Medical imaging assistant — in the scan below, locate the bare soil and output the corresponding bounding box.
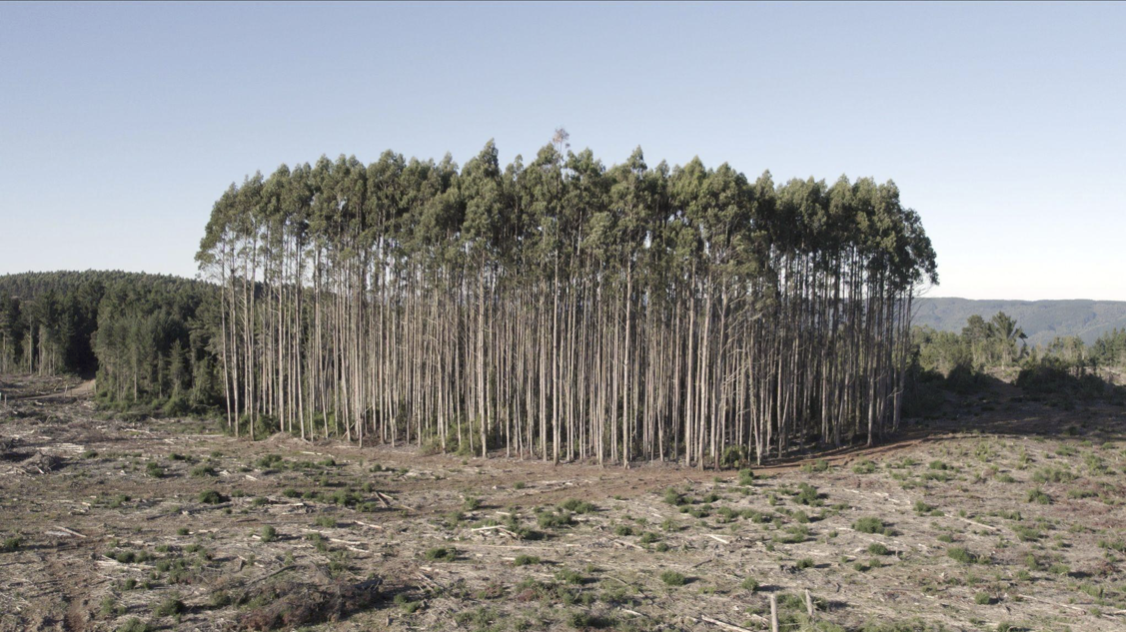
[1,374,1125,632]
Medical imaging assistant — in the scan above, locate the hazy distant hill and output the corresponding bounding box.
[914,298,1126,346]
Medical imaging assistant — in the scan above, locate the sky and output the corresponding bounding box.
[1,2,1124,301]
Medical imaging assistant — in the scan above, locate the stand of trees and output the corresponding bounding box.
[0,271,219,411]
[196,141,937,465]
[0,271,105,376]
[911,311,1028,376]
[911,312,1126,401]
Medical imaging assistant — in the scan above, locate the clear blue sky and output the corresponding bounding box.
[2,2,1123,300]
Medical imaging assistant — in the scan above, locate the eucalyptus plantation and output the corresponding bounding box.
[195,142,937,465]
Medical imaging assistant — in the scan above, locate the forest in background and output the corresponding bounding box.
[915,297,1126,346]
[2,141,1122,467]
[0,270,220,414]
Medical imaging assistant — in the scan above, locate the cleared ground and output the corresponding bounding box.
[1,375,1125,632]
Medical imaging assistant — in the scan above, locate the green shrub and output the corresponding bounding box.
[740,577,759,591]
[974,592,994,605]
[868,543,890,556]
[536,509,574,529]
[795,483,822,506]
[198,490,226,504]
[853,517,889,535]
[260,525,277,542]
[559,498,596,514]
[802,459,830,473]
[1047,562,1070,576]
[775,524,809,544]
[115,619,152,632]
[913,500,936,514]
[154,596,185,617]
[556,568,586,584]
[1026,488,1051,505]
[190,464,217,477]
[513,554,541,566]
[100,595,125,617]
[1,536,21,552]
[568,612,613,629]
[795,557,815,570]
[660,570,687,586]
[255,454,283,469]
[663,487,685,506]
[852,460,877,474]
[947,547,977,564]
[424,546,456,561]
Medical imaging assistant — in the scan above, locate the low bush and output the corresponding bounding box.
[660,570,687,586]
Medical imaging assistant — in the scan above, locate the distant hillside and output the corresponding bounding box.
[914,298,1126,346]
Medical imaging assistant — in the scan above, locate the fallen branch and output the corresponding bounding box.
[241,564,299,588]
[50,526,86,538]
[956,516,999,532]
[1016,593,1126,618]
[471,525,519,538]
[699,615,756,632]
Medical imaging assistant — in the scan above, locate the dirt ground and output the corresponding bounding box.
[1,375,1125,632]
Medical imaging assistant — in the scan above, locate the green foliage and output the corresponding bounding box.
[115,619,153,632]
[0,272,221,411]
[663,488,685,506]
[852,460,877,474]
[259,525,277,542]
[559,499,596,514]
[853,517,889,535]
[197,490,226,504]
[154,596,185,617]
[424,546,456,561]
[536,508,574,529]
[513,555,541,566]
[568,612,613,629]
[947,547,977,564]
[660,570,687,586]
[795,483,822,506]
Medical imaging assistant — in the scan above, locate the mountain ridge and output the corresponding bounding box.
[914,297,1126,346]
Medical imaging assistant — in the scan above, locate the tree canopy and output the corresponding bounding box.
[195,142,938,465]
